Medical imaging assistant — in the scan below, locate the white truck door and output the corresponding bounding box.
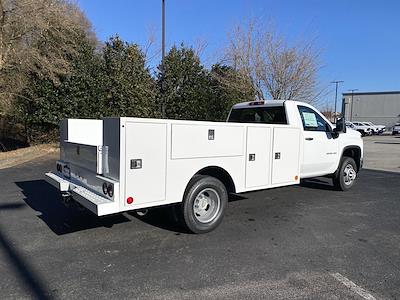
[271,127,301,185]
[245,127,272,188]
[297,105,339,176]
[125,122,167,206]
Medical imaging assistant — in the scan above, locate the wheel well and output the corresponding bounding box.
[195,166,236,194]
[342,146,362,171]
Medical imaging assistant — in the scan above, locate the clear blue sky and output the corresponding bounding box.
[77,0,400,106]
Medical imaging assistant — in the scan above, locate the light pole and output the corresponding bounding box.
[331,80,343,123]
[161,0,166,118]
[162,0,165,60]
[348,89,358,121]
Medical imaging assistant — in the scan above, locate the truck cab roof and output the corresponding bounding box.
[232,100,287,109]
[229,99,331,127]
[231,99,318,110]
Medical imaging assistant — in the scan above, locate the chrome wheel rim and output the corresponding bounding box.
[193,188,220,223]
[343,164,356,185]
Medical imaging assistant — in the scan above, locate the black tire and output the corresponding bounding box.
[180,175,228,234]
[333,157,357,191]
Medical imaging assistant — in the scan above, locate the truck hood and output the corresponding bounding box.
[345,128,362,137]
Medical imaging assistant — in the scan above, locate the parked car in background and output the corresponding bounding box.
[346,121,355,129]
[361,122,385,134]
[393,123,400,135]
[351,122,373,136]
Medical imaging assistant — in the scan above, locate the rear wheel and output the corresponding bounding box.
[181,175,227,234]
[333,157,357,191]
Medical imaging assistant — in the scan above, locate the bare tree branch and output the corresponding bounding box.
[223,18,323,104]
[0,0,95,112]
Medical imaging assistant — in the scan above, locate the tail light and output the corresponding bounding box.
[102,183,108,195]
[102,182,114,198]
[107,184,113,197]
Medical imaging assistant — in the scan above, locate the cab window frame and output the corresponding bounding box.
[297,105,331,132]
[227,105,288,125]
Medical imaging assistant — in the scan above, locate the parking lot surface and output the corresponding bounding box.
[1,157,400,299]
[363,134,400,173]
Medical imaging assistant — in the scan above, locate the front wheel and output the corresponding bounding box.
[181,175,228,234]
[333,157,357,191]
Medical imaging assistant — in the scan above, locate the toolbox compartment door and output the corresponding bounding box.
[245,127,272,188]
[124,122,167,206]
[171,124,244,159]
[271,127,301,185]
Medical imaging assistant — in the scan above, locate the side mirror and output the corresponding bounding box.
[334,117,346,134]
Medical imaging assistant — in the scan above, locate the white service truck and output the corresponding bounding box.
[46,100,363,233]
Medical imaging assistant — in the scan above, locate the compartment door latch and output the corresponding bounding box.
[130,159,142,169]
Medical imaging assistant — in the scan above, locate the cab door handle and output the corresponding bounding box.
[305,137,314,141]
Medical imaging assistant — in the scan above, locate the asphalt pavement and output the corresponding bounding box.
[363,134,400,173]
[0,156,400,299]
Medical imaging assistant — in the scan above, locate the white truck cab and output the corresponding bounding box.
[46,100,363,233]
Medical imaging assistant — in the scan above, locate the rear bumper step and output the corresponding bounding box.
[45,172,119,216]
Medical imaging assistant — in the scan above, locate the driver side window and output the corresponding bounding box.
[298,106,329,132]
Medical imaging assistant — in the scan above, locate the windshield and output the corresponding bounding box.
[228,106,287,124]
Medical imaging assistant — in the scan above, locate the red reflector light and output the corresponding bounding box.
[127,197,134,204]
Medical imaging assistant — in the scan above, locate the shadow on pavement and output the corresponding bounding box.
[0,226,54,300]
[15,180,130,235]
[0,203,26,210]
[374,141,400,145]
[129,193,247,234]
[129,205,191,234]
[300,178,336,191]
[228,193,247,202]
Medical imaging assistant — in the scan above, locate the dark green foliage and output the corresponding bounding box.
[208,64,255,121]
[157,45,255,121]
[14,32,104,142]
[14,35,158,143]
[157,45,211,120]
[11,38,255,144]
[102,36,158,118]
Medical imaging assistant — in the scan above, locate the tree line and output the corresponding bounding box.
[0,0,320,145]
